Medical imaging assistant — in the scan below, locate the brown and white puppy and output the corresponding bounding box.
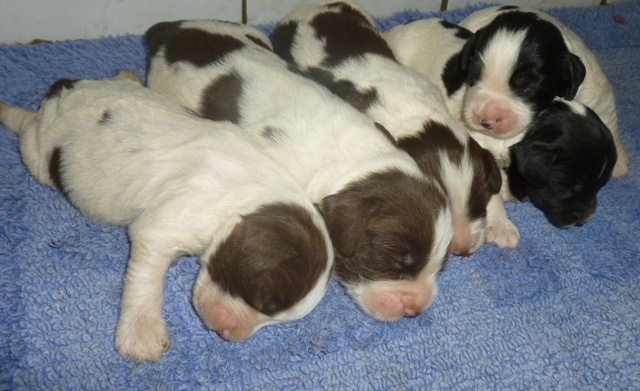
[145,20,453,321]
[384,18,618,228]
[386,6,629,178]
[0,71,333,362]
[271,0,518,252]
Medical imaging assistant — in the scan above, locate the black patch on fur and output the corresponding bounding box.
[145,21,245,67]
[44,78,78,99]
[310,2,395,66]
[442,51,467,97]
[49,147,65,193]
[98,109,112,125]
[498,5,519,11]
[439,20,473,40]
[199,72,243,124]
[460,11,586,110]
[245,34,271,50]
[271,21,299,64]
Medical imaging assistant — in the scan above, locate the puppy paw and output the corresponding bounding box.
[486,218,520,249]
[115,314,170,362]
[612,159,629,179]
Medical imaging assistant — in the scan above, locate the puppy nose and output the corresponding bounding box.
[404,307,419,318]
[481,119,496,130]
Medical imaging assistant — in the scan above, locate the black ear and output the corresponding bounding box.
[459,33,478,73]
[320,193,379,258]
[562,52,586,100]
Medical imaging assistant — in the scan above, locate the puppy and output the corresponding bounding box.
[145,20,453,322]
[507,98,616,227]
[385,18,617,227]
[0,71,333,362]
[271,0,518,252]
[457,6,628,178]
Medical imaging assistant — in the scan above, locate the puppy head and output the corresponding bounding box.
[320,169,453,321]
[507,98,616,228]
[460,11,585,139]
[398,121,501,256]
[193,202,332,341]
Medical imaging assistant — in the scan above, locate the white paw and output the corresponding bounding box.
[115,313,170,362]
[486,217,520,249]
[612,159,629,179]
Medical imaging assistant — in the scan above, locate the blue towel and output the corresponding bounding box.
[1,2,639,390]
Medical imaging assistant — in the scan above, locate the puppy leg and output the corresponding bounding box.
[113,69,142,84]
[612,140,630,179]
[485,194,520,249]
[0,101,35,135]
[499,170,519,202]
[115,231,173,362]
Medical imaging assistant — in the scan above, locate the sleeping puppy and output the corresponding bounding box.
[145,20,453,321]
[271,0,519,253]
[385,18,617,227]
[0,71,334,362]
[385,7,628,179]
[507,98,616,227]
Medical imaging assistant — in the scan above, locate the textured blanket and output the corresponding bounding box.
[1,2,639,390]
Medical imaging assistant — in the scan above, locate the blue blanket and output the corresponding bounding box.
[1,2,639,390]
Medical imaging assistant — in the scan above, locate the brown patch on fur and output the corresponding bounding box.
[145,22,245,67]
[98,109,112,125]
[199,72,243,124]
[321,169,446,283]
[397,121,465,185]
[207,203,328,316]
[44,78,78,100]
[48,147,64,193]
[373,123,396,145]
[311,2,395,67]
[298,67,379,113]
[468,139,502,219]
[245,34,271,50]
[262,126,286,142]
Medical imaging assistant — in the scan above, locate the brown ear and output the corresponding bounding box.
[320,192,379,258]
[470,139,502,195]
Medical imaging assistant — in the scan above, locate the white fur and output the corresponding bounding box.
[459,6,629,178]
[0,72,333,362]
[146,20,453,320]
[279,2,518,251]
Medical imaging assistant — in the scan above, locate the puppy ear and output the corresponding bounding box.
[459,33,478,73]
[482,147,502,195]
[320,192,379,258]
[509,139,556,190]
[561,52,586,100]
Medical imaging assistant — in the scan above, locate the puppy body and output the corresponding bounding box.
[0,72,333,361]
[271,0,518,252]
[458,6,628,178]
[146,20,453,321]
[385,18,617,227]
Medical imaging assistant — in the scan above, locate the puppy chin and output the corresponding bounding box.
[535,196,597,228]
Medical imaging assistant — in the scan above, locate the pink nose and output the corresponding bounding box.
[476,102,518,135]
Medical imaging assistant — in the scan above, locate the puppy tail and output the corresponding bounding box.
[0,101,35,135]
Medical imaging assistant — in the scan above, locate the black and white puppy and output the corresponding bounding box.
[385,18,617,227]
[386,6,628,179]
[271,0,519,253]
[0,71,334,362]
[145,20,453,322]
